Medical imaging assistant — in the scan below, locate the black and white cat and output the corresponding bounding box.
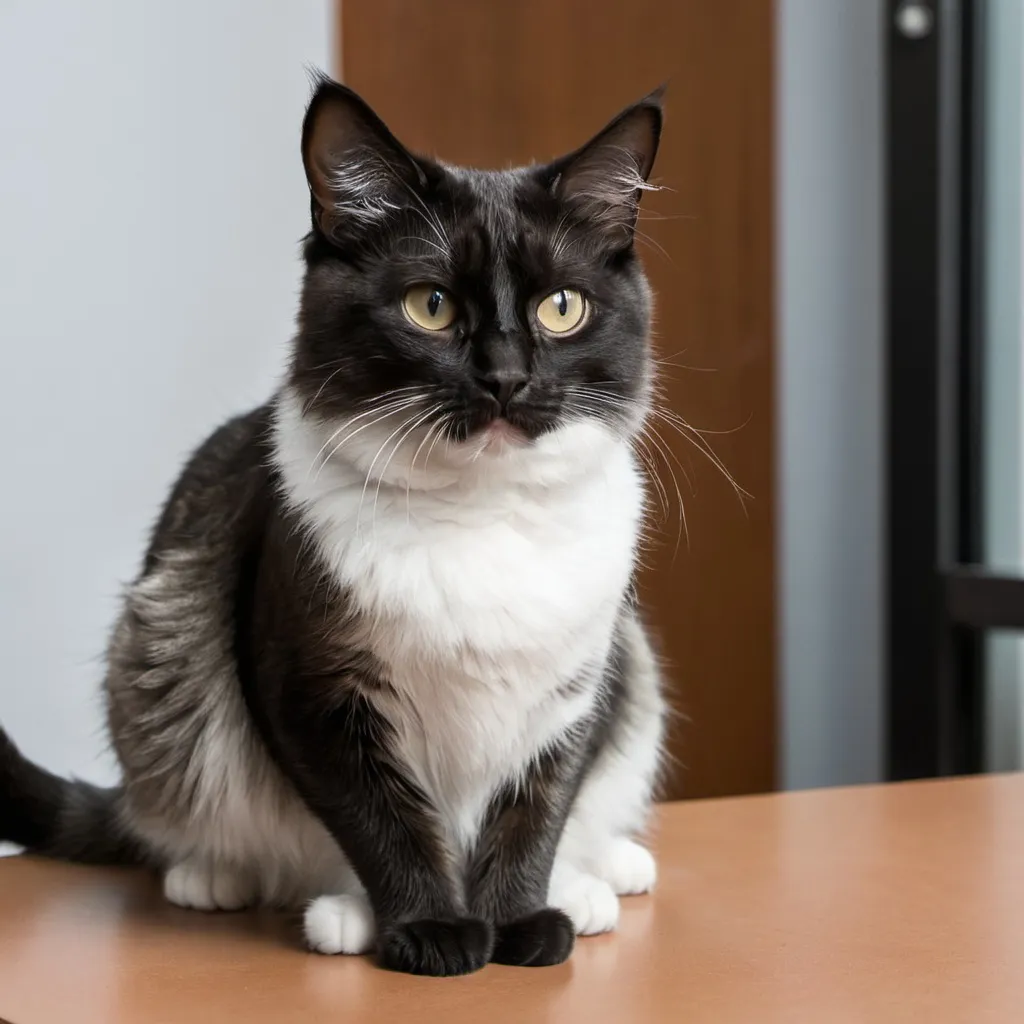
[0,74,666,976]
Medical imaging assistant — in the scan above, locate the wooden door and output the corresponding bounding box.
[337,1,775,798]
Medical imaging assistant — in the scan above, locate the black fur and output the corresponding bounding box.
[492,909,576,967]
[0,729,141,864]
[379,918,494,976]
[292,76,661,441]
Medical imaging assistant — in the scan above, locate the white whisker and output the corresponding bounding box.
[310,397,422,482]
[371,405,440,539]
[309,391,421,472]
[405,413,449,521]
[355,407,432,536]
[304,364,351,415]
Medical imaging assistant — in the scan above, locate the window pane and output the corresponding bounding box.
[982,0,1024,771]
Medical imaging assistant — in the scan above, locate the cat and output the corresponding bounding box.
[0,73,666,976]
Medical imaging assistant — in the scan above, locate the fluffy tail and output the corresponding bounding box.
[0,727,143,865]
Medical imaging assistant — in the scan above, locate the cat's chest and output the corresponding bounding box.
[285,429,644,848]
[329,455,643,664]
[378,651,605,851]
[326,471,640,851]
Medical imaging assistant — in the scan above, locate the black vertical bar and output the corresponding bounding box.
[885,0,971,779]
[953,0,985,773]
[886,0,944,779]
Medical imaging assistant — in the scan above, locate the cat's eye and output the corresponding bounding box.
[535,288,586,336]
[403,285,457,331]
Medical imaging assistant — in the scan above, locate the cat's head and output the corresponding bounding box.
[288,75,661,481]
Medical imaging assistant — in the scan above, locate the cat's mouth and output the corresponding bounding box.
[477,418,528,451]
[453,399,562,451]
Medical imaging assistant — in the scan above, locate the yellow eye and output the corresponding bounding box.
[403,284,457,331]
[535,288,586,335]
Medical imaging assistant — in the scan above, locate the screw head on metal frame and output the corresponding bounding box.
[895,2,934,40]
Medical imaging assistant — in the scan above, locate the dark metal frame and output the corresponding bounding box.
[885,0,1024,780]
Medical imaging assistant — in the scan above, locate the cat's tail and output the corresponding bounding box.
[0,726,144,865]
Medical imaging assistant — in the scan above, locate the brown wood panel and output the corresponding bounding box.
[338,0,775,798]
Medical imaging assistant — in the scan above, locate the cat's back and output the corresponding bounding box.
[142,403,274,569]
[106,403,281,847]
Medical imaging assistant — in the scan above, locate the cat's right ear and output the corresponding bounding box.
[301,74,425,241]
[540,88,664,250]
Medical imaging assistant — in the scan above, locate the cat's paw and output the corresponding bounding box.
[377,917,493,976]
[549,869,620,936]
[492,908,575,966]
[596,837,657,896]
[162,860,255,911]
[304,894,376,955]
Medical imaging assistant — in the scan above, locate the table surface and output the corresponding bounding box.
[1,774,1022,1024]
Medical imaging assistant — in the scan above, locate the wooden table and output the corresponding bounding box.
[1,775,1022,1023]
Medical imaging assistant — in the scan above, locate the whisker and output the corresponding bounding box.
[649,403,754,438]
[632,226,672,262]
[309,395,420,474]
[566,383,752,537]
[355,407,432,535]
[642,416,696,493]
[645,408,752,506]
[372,405,440,540]
[396,235,451,260]
[652,357,718,374]
[567,383,749,503]
[632,434,670,525]
[300,358,349,374]
[638,422,689,553]
[405,413,449,521]
[370,150,454,258]
[424,412,450,464]
[563,390,687,550]
[309,391,422,468]
[311,397,422,481]
[304,363,351,415]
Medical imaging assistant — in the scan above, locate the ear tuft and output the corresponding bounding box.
[547,88,665,247]
[301,75,423,240]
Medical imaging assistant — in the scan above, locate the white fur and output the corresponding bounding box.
[146,772,352,909]
[548,861,620,936]
[596,838,657,895]
[328,151,401,224]
[305,893,376,955]
[554,613,664,874]
[163,858,257,911]
[273,387,646,856]
[562,146,662,230]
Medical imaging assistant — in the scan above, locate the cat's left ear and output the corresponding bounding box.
[301,73,426,242]
[543,87,664,248]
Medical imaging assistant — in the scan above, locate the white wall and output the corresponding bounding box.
[777,0,884,788]
[0,1,330,784]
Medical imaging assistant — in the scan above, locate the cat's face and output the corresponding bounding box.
[289,77,661,468]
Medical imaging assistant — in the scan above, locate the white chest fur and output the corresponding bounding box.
[273,391,645,850]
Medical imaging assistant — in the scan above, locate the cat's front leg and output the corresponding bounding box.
[467,743,589,968]
[270,688,493,976]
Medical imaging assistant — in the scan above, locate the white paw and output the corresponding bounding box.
[304,894,376,955]
[549,868,620,936]
[597,838,657,895]
[162,860,255,911]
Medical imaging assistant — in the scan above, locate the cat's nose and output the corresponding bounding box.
[476,367,529,410]
[473,331,530,410]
